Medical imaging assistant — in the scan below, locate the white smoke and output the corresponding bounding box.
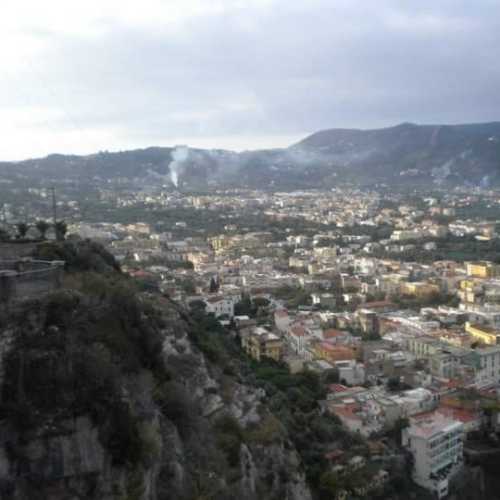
[169,146,189,188]
[480,175,490,188]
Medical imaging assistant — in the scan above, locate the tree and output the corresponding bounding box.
[16,222,29,239]
[387,376,410,393]
[180,278,195,295]
[189,299,207,312]
[0,228,9,241]
[234,296,253,316]
[253,297,270,309]
[54,220,67,241]
[35,220,50,240]
[323,368,340,385]
[209,276,219,293]
[392,417,410,446]
[319,471,343,499]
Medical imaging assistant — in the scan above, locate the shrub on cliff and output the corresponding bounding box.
[33,239,120,273]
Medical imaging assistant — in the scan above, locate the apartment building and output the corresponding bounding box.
[402,412,464,499]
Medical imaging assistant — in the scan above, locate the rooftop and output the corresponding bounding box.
[408,411,463,439]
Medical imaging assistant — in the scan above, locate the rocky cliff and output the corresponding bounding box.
[0,242,312,500]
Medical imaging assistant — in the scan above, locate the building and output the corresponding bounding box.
[406,336,441,359]
[401,281,440,298]
[466,261,499,279]
[357,309,379,336]
[243,327,283,362]
[429,348,468,380]
[402,412,464,499]
[327,398,383,437]
[315,343,356,364]
[204,295,235,318]
[465,322,500,345]
[470,345,500,388]
[289,325,309,356]
[274,309,290,333]
[335,360,366,386]
[311,292,336,308]
[391,229,423,241]
[391,388,438,417]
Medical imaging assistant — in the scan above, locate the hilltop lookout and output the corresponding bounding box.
[0,258,65,306]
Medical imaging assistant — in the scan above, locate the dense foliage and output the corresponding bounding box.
[186,303,370,497]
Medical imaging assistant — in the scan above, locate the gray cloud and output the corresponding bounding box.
[1,0,500,158]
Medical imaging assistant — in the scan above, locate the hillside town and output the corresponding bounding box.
[2,186,500,498]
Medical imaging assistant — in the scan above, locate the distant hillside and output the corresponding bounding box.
[291,122,500,187]
[1,121,500,190]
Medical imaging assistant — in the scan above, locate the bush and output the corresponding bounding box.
[214,415,244,467]
[245,414,283,445]
[100,402,143,466]
[33,240,120,273]
[154,381,197,438]
[138,420,161,466]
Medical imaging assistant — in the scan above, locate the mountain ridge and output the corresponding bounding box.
[1,121,500,189]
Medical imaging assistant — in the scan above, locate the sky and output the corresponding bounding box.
[1,0,500,160]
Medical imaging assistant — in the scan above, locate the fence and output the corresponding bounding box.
[0,259,65,305]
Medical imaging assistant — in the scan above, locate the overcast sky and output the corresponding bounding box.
[1,0,500,160]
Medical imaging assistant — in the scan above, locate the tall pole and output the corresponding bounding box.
[51,186,57,227]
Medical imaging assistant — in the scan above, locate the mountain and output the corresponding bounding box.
[292,122,500,187]
[1,121,500,190]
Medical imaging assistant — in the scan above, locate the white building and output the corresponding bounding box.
[289,325,309,356]
[274,309,291,333]
[472,346,500,388]
[204,295,235,318]
[311,293,336,308]
[390,229,423,241]
[402,413,464,499]
[391,388,438,417]
[335,360,366,386]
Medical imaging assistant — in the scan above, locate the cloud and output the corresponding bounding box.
[0,0,499,159]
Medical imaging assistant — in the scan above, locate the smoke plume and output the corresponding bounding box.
[169,146,189,187]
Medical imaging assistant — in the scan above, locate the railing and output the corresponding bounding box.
[0,259,65,305]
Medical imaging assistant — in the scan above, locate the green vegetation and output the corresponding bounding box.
[33,239,121,273]
[35,220,50,239]
[390,291,459,310]
[0,241,167,470]
[15,222,28,239]
[371,235,500,264]
[54,220,68,241]
[186,302,369,494]
[273,286,312,308]
[234,295,271,318]
[214,415,244,466]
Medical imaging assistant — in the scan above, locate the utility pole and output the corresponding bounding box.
[51,186,57,227]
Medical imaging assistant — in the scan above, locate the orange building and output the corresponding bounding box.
[315,343,356,363]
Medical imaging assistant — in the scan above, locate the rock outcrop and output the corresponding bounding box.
[0,265,312,500]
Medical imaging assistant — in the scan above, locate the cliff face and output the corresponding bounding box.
[0,258,312,500]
